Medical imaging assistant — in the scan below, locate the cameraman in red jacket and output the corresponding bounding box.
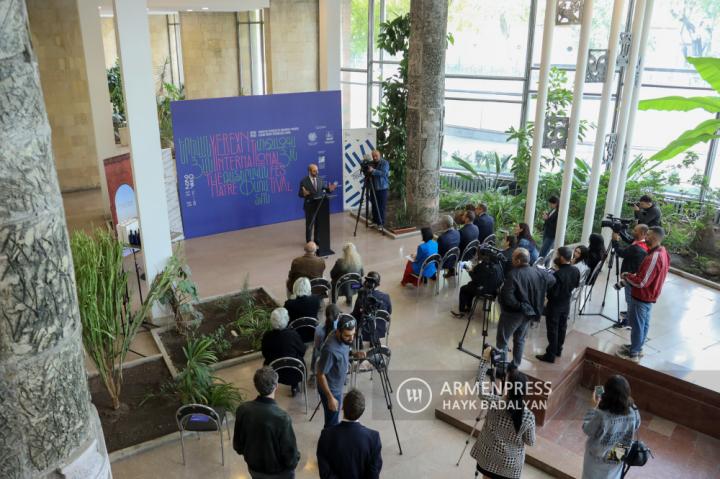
[616,226,670,362]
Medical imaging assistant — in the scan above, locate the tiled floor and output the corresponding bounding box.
[88,211,720,478]
[538,388,720,479]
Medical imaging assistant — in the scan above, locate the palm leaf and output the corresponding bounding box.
[638,96,720,113]
[453,156,480,178]
[687,57,720,94]
[649,118,720,161]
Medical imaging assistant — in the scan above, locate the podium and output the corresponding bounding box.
[309,193,335,256]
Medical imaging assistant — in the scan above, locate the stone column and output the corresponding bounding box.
[0,1,110,478]
[405,0,449,225]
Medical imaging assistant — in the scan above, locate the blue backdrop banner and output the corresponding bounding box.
[171,91,343,238]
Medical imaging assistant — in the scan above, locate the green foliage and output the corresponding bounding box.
[157,81,186,148]
[107,59,126,127]
[158,254,202,333]
[198,325,232,357]
[153,336,243,411]
[72,229,176,409]
[450,152,511,193]
[373,14,411,203]
[638,57,720,161]
[233,276,272,350]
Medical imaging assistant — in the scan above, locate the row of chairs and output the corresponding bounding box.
[413,234,498,296]
[308,274,364,305]
[176,309,393,466]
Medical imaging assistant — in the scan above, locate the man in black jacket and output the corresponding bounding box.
[540,196,559,257]
[536,247,580,363]
[633,194,662,227]
[317,389,382,479]
[497,248,556,368]
[459,210,480,253]
[612,224,649,328]
[474,203,495,243]
[352,272,392,341]
[234,367,300,479]
[437,215,461,276]
[451,252,505,318]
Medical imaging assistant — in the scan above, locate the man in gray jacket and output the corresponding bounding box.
[497,248,556,368]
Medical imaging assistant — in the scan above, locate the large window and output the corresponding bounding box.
[341,0,720,192]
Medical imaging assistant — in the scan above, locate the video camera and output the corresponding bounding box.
[483,344,509,380]
[477,244,506,264]
[360,154,375,176]
[601,214,633,243]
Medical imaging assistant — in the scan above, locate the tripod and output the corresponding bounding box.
[353,173,384,236]
[579,243,622,326]
[457,292,496,361]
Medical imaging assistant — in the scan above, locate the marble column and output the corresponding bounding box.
[405,0,449,225]
[0,1,110,478]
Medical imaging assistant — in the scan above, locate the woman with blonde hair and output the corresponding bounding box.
[330,242,364,305]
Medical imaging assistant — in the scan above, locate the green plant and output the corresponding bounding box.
[157,81,185,148]
[107,59,126,128]
[638,57,720,161]
[451,152,511,192]
[232,276,273,350]
[72,229,176,409]
[198,325,232,357]
[151,337,243,411]
[158,255,202,333]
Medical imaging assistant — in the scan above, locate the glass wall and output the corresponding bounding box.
[341,0,720,195]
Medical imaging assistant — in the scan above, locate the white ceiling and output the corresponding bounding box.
[98,0,269,16]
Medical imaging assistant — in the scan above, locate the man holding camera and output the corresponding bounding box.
[612,224,649,329]
[632,195,662,227]
[366,150,389,229]
[451,247,505,318]
[497,248,556,368]
[616,226,670,362]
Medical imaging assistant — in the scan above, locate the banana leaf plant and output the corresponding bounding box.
[638,57,720,161]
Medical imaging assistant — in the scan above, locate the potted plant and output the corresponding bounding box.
[157,255,204,333]
[232,285,272,351]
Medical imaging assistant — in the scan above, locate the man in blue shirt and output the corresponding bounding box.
[367,150,389,229]
[316,315,364,427]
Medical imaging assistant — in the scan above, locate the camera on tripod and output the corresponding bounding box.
[483,344,509,380]
[601,214,634,243]
[360,155,375,176]
[477,244,506,265]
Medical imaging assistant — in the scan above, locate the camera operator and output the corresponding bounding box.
[632,194,662,227]
[497,248,556,368]
[451,247,505,318]
[352,272,392,341]
[611,224,649,329]
[365,150,389,229]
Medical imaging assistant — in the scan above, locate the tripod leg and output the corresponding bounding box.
[456,414,482,466]
[309,399,322,422]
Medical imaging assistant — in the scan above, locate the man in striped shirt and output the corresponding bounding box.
[616,226,670,362]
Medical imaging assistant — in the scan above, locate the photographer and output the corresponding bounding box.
[632,195,662,227]
[497,248,556,368]
[612,224,649,329]
[351,272,392,341]
[451,247,505,318]
[366,150,389,228]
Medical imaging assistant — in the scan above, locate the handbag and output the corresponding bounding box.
[621,407,654,477]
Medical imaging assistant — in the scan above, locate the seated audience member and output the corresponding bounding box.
[452,249,505,318]
[330,242,364,306]
[287,241,326,294]
[459,210,480,254]
[502,235,518,272]
[233,367,300,479]
[261,308,307,396]
[472,347,536,479]
[317,389,382,479]
[474,203,495,244]
[437,215,461,277]
[536,247,580,363]
[312,303,341,373]
[587,233,606,274]
[352,272,392,341]
[581,375,640,479]
[573,245,591,280]
[284,277,322,322]
[515,222,539,264]
[401,227,438,286]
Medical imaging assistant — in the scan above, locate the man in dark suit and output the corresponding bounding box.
[437,215,460,277]
[459,210,480,254]
[298,163,337,243]
[317,389,382,479]
[474,203,495,243]
[540,195,559,257]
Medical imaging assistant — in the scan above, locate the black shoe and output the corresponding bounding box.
[535,354,555,364]
[450,311,465,319]
[612,319,628,329]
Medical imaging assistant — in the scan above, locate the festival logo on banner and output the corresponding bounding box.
[341,128,377,211]
[171,91,343,238]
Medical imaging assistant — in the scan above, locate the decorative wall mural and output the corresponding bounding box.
[586,49,609,83]
[543,116,570,149]
[556,0,583,25]
[617,32,632,68]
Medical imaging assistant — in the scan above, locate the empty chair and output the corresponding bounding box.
[290,316,318,343]
[176,404,230,466]
[482,234,496,246]
[333,272,362,304]
[457,239,480,284]
[310,278,331,300]
[416,253,442,296]
[269,356,308,415]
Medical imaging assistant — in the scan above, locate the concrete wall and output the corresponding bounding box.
[101,15,171,93]
[266,0,319,93]
[27,0,100,192]
[180,12,240,99]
